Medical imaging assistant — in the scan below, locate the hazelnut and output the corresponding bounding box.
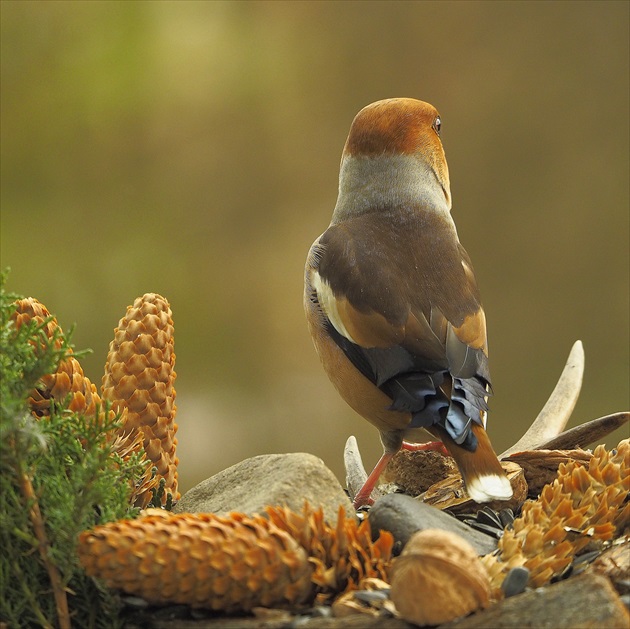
[390,529,491,626]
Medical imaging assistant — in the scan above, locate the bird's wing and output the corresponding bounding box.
[308,211,491,445]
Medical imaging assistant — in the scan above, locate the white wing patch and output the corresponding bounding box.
[311,271,357,344]
[461,259,475,283]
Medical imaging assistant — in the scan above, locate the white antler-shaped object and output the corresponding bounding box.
[499,340,584,458]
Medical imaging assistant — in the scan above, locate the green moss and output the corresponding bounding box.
[0,269,146,628]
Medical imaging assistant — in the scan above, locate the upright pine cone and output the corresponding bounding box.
[11,297,158,506]
[78,509,314,611]
[482,439,629,593]
[102,294,178,506]
[11,298,102,418]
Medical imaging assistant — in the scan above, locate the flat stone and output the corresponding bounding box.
[120,560,628,629]
[586,538,630,591]
[134,613,415,629]
[444,572,629,628]
[367,493,497,556]
[174,452,353,525]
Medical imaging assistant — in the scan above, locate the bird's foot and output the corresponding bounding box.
[352,494,375,509]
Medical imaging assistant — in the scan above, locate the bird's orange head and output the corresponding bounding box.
[342,98,451,207]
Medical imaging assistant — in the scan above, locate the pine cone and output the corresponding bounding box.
[102,294,178,506]
[482,439,629,593]
[78,509,314,611]
[11,297,158,506]
[265,504,394,601]
[109,419,161,508]
[11,298,102,419]
[78,504,394,612]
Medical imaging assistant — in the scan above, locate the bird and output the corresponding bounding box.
[304,97,513,508]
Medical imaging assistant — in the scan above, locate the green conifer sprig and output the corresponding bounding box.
[0,270,145,628]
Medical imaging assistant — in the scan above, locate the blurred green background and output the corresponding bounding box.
[2,1,628,493]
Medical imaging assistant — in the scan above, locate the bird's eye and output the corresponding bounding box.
[433,116,441,135]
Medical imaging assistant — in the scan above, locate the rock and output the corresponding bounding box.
[331,578,395,618]
[443,573,630,628]
[367,494,497,556]
[586,538,630,593]
[174,453,353,524]
[501,566,530,598]
[121,573,629,629]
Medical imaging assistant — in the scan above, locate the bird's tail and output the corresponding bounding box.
[431,422,513,503]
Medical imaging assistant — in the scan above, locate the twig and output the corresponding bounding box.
[16,468,70,629]
[13,558,53,629]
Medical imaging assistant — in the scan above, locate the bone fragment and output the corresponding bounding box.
[500,340,584,458]
[535,412,629,451]
[505,448,593,495]
[344,435,368,502]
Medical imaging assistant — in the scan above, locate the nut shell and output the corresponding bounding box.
[382,449,458,496]
[390,529,490,626]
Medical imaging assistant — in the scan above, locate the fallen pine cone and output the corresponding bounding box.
[79,509,312,611]
[265,504,393,602]
[78,504,394,611]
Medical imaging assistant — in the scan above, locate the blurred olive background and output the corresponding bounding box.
[2,1,628,493]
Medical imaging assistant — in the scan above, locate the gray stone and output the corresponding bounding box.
[444,573,630,629]
[174,452,353,525]
[367,493,497,555]
[501,566,530,598]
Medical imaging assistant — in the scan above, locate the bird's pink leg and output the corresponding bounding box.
[352,441,449,508]
[352,450,396,508]
[402,440,449,456]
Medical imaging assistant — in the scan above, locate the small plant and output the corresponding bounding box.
[0,270,145,628]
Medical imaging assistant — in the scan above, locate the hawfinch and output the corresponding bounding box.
[304,98,513,508]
